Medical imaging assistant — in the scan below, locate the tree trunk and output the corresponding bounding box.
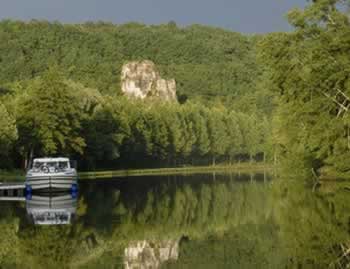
[24,148,34,170]
[24,154,28,170]
[212,156,216,166]
[347,126,350,150]
[168,155,172,167]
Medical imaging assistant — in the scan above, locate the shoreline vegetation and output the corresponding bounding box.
[78,162,274,179]
[2,163,350,181]
[0,162,274,181]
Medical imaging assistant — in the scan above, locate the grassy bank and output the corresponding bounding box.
[0,163,274,181]
[78,163,274,179]
[0,169,25,181]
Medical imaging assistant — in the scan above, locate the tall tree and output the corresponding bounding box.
[187,103,210,158]
[15,67,86,165]
[225,111,243,164]
[83,97,130,168]
[0,102,17,167]
[206,107,229,165]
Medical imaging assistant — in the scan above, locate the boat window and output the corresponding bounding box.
[46,162,58,168]
[33,162,43,169]
[59,162,68,169]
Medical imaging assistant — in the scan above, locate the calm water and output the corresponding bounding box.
[0,172,349,268]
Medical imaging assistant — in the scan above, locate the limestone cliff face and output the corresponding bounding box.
[124,239,179,269]
[121,60,177,102]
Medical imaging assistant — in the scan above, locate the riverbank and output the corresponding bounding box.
[0,169,25,181]
[78,163,274,179]
[0,163,274,181]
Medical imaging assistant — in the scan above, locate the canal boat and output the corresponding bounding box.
[26,157,78,191]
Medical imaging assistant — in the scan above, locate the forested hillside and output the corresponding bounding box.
[0,20,273,170]
[0,21,263,110]
[1,0,349,176]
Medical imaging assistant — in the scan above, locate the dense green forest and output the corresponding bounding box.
[0,66,271,170]
[0,0,350,176]
[259,0,350,177]
[0,18,272,170]
[0,20,261,107]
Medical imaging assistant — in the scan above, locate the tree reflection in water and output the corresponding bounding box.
[0,172,348,268]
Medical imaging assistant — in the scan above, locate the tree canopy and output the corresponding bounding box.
[258,0,350,175]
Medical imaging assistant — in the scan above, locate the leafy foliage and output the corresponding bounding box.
[15,67,86,159]
[258,0,350,174]
[0,101,17,166]
[0,20,259,107]
[0,20,274,170]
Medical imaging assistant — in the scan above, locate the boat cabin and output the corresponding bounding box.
[26,157,78,190]
[31,157,72,174]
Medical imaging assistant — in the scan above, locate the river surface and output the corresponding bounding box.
[0,172,349,268]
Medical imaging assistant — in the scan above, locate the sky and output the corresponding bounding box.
[0,0,307,33]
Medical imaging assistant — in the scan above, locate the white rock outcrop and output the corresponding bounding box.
[121,60,177,102]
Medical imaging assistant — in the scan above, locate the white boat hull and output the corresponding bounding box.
[26,175,78,190]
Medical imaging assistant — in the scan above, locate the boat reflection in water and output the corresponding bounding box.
[26,192,78,225]
[24,157,79,225]
[0,179,78,225]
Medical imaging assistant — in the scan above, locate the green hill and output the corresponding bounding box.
[0,20,259,105]
[0,20,273,170]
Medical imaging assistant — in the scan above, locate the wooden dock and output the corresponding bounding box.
[0,182,26,201]
[0,182,25,189]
